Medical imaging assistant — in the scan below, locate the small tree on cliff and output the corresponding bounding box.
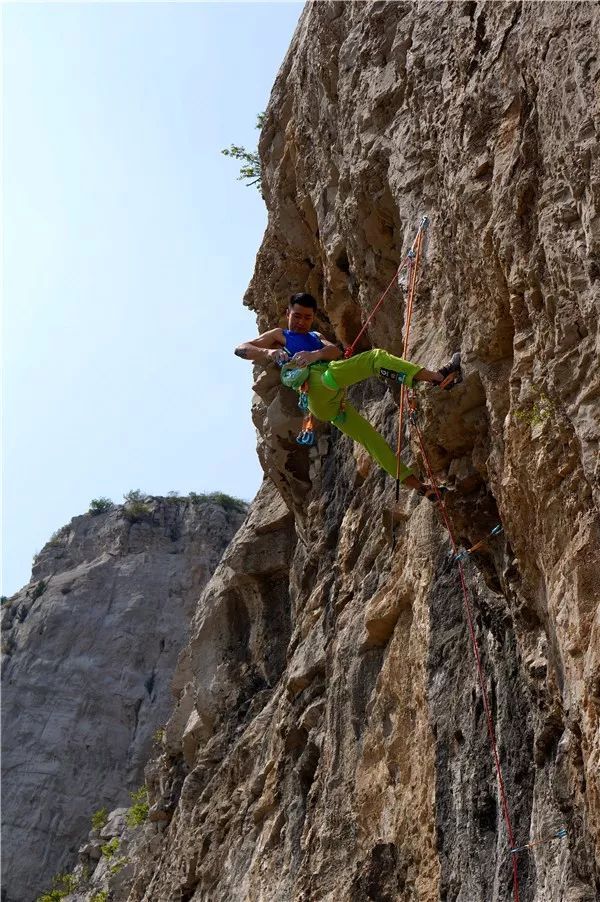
[221,113,265,192]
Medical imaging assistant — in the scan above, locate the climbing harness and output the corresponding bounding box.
[452,524,504,563]
[511,826,567,856]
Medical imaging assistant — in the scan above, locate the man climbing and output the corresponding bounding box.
[235,292,461,500]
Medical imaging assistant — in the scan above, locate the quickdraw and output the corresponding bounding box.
[297,414,316,446]
[296,382,316,446]
[511,827,567,856]
[298,381,309,412]
[452,525,504,563]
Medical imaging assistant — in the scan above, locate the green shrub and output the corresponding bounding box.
[153,726,165,745]
[36,871,79,901]
[221,113,265,193]
[188,491,247,513]
[123,489,147,503]
[91,893,108,902]
[91,807,108,831]
[166,491,188,502]
[89,497,114,515]
[100,837,119,859]
[0,596,8,606]
[110,855,129,875]
[123,490,152,522]
[126,785,149,827]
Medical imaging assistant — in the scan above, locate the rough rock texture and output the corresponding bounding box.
[14,2,600,901]
[1,496,246,902]
[105,3,599,901]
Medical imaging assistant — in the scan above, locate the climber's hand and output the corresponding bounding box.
[290,350,318,367]
[266,348,289,365]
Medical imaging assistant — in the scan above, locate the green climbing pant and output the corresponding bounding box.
[307,349,423,482]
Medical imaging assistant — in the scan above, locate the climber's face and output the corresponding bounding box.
[287,303,315,334]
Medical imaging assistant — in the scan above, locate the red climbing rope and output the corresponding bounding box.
[389,218,521,902]
[409,414,520,902]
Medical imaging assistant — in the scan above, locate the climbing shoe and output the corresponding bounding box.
[438,352,462,390]
[418,484,449,503]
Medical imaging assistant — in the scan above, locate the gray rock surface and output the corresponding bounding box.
[1,495,246,902]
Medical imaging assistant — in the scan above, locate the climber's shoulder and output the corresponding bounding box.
[251,327,286,348]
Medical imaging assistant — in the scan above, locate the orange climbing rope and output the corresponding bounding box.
[395,220,427,499]
[344,217,429,360]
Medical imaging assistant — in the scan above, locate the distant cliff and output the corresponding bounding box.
[1,493,246,902]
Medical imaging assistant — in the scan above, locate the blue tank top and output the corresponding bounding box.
[282,330,324,357]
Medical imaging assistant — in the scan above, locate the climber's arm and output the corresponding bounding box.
[234,329,287,364]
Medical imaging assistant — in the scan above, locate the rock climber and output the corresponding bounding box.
[234,292,462,500]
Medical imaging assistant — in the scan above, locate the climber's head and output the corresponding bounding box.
[287,293,317,333]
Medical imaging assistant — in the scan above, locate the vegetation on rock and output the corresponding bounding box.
[89,498,114,515]
[91,807,108,831]
[189,490,247,512]
[126,785,149,827]
[123,489,152,523]
[36,870,79,901]
[100,837,120,859]
[221,112,265,192]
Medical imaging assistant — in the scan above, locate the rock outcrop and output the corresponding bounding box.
[7,2,600,901]
[1,495,246,902]
[104,3,598,901]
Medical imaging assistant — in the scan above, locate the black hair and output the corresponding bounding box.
[289,292,317,311]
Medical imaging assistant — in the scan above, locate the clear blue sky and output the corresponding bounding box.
[2,1,303,597]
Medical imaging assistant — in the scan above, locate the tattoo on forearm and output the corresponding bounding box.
[234,348,249,359]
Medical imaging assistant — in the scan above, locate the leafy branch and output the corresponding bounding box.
[221,113,265,192]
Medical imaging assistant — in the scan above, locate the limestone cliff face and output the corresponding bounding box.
[23,3,600,901]
[1,496,246,902]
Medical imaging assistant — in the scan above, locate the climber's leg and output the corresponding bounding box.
[321,349,463,391]
[306,363,343,421]
[331,401,414,482]
[322,349,423,391]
